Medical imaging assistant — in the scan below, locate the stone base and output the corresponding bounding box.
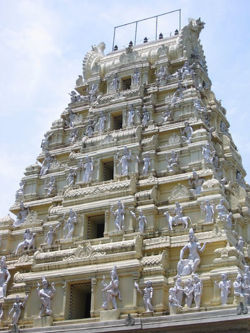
[100,309,120,321]
[142,311,153,317]
[33,315,53,327]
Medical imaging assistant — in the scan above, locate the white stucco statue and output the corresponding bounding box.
[189,170,204,195]
[184,279,193,308]
[181,121,193,144]
[96,111,106,133]
[117,146,132,176]
[166,151,179,174]
[132,69,140,87]
[135,280,153,312]
[63,209,77,239]
[216,199,228,222]
[111,74,119,92]
[233,273,248,315]
[66,168,77,187]
[45,176,56,196]
[193,274,202,309]
[80,156,94,183]
[177,228,207,276]
[156,65,167,85]
[201,200,214,223]
[9,294,28,330]
[102,266,121,310]
[15,229,36,255]
[37,277,56,317]
[141,106,150,127]
[169,287,182,314]
[15,180,25,202]
[142,154,151,175]
[40,150,53,176]
[13,201,29,227]
[127,105,136,127]
[45,224,60,247]
[111,200,125,231]
[202,144,214,165]
[215,273,231,305]
[174,276,184,306]
[130,209,147,233]
[0,256,10,298]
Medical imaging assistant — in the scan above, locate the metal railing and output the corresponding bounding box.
[112,9,181,51]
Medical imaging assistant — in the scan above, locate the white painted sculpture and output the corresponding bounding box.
[202,144,214,165]
[184,279,193,308]
[236,236,245,254]
[96,111,106,133]
[141,106,150,127]
[45,224,60,247]
[15,180,25,202]
[233,273,248,315]
[177,228,207,276]
[132,69,140,86]
[174,276,184,306]
[37,277,56,317]
[127,105,136,127]
[180,61,194,82]
[80,156,94,183]
[226,212,233,229]
[181,121,193,144]
[9,294,28,329]
[130,209,147,233]
[164,203,190,231]
[111,200,125,231]
[166,151,179,174]
[117,146,131,176]
[66,168,77,187]
[85,119,95,137]
[0,256,10,298]
[13,201,29,227]
[216,199,228,222]
[63,209,77,239]
[189,170,204,195]
[101,266,121,310]
[69,128,79,144]
[215,273,231,305]
[142,154,151,175]
[15,229,36,255]
[156,65,167,85]
[201,200,214,223]
[45,176,56,196]
[134,280,153,312]
[169,287,182,314]
[193,274,202,309]
[89,83,98,103]
[111,74,119,92]
[162,108,172,122]
[40,150,53,176]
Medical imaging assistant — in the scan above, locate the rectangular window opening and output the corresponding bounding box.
[122,77,131,90]
[112,114,123,130]
[68,283,91,320]
[103,160,114,181]
[87,214,105,239]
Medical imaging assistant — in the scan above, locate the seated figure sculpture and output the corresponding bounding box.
[177,228,207,276]
[15,229,36,255]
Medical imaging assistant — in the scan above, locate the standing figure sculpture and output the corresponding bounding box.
[96,111,106,133]
[80,156,94,184]
[0,256,10,298]
[9,294,28,331]
[215,273,231,305]
[174,276,184,306]
[45,224,60,247]
[111,201,125,231]
[201,200,214,223]
[132,69,140,87]
[142,154,151,175]
[66,168,77,187]
[13,201,29,227]
[37,277,56,317]
[63,209,77,239]
[181,122,193,144]
[177,228,207,276]
[202,144,214,166]
[15,229,36,255]
[15,180,25,202]
[69,128,79,144]
[130,209,147,233]
[102,266,121,310]
[117,147,132,176]
[184,279,194,308]
[169,287,182,314]
[89,83,98,103]
[127,105,136,127]
[111,74,119,92]
[216,199,228,222]
[44,176,56,196]
[233,273,248,315]
[134,280,154,312]
[40,150,53,176]
[156,65,167,85]
[141,106,150,127]
[85,119,95,138]
[193,274,202,309]
[166,151,179,174]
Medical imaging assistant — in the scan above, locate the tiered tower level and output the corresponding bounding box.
[0,18,250,332]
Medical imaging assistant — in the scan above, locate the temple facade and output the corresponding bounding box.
[0,18,249,332]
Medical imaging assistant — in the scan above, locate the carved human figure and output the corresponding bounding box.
[37,277,56,317]
[181,122,193,144]
[130,209,147,233]
[201,200,214,223]
[0,256,10,299]
[174,276,184,306]
[189,170,204,195]
[102,266,121,310]
[85,119,95,138]
[69,90,78,103]
[180,60,194,81]
[193,274,202,309]
[164,209,190,231]
[169,287,182,314]
[141,106,150,127]
[96,111,106,133]
[15,180,25,202]
[111,73,119,92]
[66,109,76,128]
[171,81,183,106]
[166,151,179,174]
[9,294,28,329]
[174,202,183,219]
[66,168,77,187]
[45,224,60,247]
[14,201,29,227]
[184,279,193,308]
[162,108,172,122]
[117,146,132,176]
[135,280,153,312]
[40,150,53,176]
[63,209,77,239]
[142,154,151,175]
[233,274,248,314]
[226,212,233,229]
[132,69,140,86]
[69,128,79,144]
[89,83,98,103]
[236,236,245,254]
[41,132,51,151]
[202,144,214,165]
[111,200,125,231]
[15,229,36,255]
[127,105,136,127]
[156,65,167,85]
[45,176,56,196]
[215,273,231,305]
[216,199,228,222]
[177,228,207,276]
[80,156,94,183]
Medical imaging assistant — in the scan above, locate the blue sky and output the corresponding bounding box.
[0,0,249,217]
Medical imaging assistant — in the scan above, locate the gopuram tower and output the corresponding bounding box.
[0,17,249,333]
